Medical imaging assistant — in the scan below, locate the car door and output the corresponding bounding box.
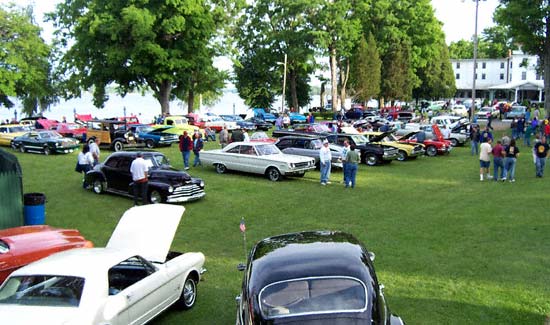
[237,145,264,174]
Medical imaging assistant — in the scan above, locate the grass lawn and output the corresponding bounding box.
[8,126,550,324]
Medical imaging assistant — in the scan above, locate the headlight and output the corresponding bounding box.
[160,136,165,141]
[168,186,173,193]
[55,142,61,147]
[200,180,205,187]
[289,163,295,168]
[124,133,129,139]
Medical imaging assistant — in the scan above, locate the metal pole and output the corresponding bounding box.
[470,0,480,122]
[281,54,287,113]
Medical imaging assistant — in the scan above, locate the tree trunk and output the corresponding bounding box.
[158,80,172,115]
[320,82,326,108]
[187,88,195,114]
[544,53,550,113]
[289,70,298,111]
[339,59,350,110]
[330,46,338,112]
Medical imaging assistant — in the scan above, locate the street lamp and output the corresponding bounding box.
[470,0,485,122]
[277,54,287,113]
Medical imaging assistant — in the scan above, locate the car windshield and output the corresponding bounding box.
[250,132,268,140]
[138,126,154,133]
[39,131,63,139]
[0,240,8,253]
[0,275,84,307]
[349,135,368,145]
[147,155,168,167]
[259,276,367,319]
[256,144,281,156]
[6,126,27,133]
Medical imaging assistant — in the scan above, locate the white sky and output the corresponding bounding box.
[2,0,500,45]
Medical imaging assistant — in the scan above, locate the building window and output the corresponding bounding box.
[475,73,478,80]
[500,62,505,69]
[522,71,527,80]
[500,73,504,80]
[475,62,478,68]
[482,62,486,69]
[456,73,460,79]
[536,73,542,80]
[456,62,460,69]
[510,73,512,80]
[482,73,486,80]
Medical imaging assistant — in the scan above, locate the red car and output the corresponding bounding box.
[0,225,93,283]
[54,122,87,140]
[398,130,452,157]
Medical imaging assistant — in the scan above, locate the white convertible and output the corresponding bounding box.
[201,142,316,181]
[0,204,205,325]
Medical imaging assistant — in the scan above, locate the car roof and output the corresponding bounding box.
[248,231,374,291]
[106,151,163,159]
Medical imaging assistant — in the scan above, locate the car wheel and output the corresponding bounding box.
[450,138,459,147]
[426,145,437,157]
[43,146,51,155]
[145,139,154,148]
[365,154,378,166]
[149,190,163,204]
[215,164,227,174]
[397,150,407,161]
[113,141,124,151]
[92,179,104,194]
[266,167,282,181]
[176,276,197,310]
[19,145,25,153]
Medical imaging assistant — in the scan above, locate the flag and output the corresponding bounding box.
[240,218,246,233]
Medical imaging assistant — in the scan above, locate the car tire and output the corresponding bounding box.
[19,145,25,153]
[149,190,163,204]
[397,150,407,161]
[365,154,378,166]
[43,146,51,155]
[215,164,227,174]
[175,276,197,310]
[426,146,437,157]
[145,139,154,148]
[450,138,459,147]
[113,141,124,152]
[266,167,282,181]
[92,179,104,194]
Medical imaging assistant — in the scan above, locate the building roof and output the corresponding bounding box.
[488,80,544,90]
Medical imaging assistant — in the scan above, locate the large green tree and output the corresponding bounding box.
[449,25,515,59]
[0,5,55,116]
[349,33,381,105]
[495,0,550,111]
[48,0,237,114]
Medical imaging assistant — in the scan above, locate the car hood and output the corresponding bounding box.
[398,131,419,140]
[147,126,173,134]
[106,204,184,263]
[150,167,191,182]
[0,306,83,324]
[368,132,391,142]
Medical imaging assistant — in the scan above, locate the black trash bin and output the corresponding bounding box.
[23,193,46,225]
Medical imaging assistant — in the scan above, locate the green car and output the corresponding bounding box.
[11,130,80,155]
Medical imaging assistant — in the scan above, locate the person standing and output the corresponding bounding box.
[470,125,480,155]
[130,152,149,206]
[219,125,229,148]
[345,143,360,188]
[534,136,550,177]
[479,138,493,181]
[524,121,534,147]
[491,140,505,181]
[319,139,332,185]
[193,132,204,167]
[89,137,101,166]
[503,139,520,182]
[76,144,94,188]
[283,113,290,129]
[179,131,193,170]
[341,140,350,185]
[480,126,493,143]
[516,116,525,140]
[243,128,250,142]
[231,128,244,142]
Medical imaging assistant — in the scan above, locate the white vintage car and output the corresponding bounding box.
[0,204,205,325]
[201,142,316,181]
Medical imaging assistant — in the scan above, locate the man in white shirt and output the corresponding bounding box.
[130,152,149,205]
[319,139,332,185]
[89,137,100,166]
[479,138,493,181]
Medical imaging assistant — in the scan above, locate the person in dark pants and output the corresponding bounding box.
[130,152,149,205]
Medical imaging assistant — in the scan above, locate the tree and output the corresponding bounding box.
[0,5,55,116]
[381,37,413,103]
[449,40,475,59]
[414,39,456,100]
[495,0,550,111]
[449,26,515,59]
[349,33,381,105]
[48,0,236,114]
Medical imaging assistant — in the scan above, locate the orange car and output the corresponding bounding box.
[0,225,93,283]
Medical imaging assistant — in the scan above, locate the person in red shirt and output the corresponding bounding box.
[491,140,505,181]
[179,131,193,170]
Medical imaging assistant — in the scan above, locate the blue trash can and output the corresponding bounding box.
[23,193,46,225]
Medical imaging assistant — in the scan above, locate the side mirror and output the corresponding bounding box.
[368,252,376,262]
[237,263,246,271]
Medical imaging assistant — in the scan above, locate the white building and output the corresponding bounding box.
[451,49,545,104]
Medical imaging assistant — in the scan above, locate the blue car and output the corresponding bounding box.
[288,112,307,124]
[128,124,179,148]
[253,108,277,124]
[220,115,256,130]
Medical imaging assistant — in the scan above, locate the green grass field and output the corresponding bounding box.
[9,127,550,324]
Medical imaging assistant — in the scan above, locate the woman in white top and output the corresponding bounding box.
[76,144,94,188]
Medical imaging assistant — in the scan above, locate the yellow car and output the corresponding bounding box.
[363,131,425,161]
[0,124,31,147]
[152,116,205,137]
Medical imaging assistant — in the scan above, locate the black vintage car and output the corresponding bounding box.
[85,151,205,203]
[326,133,399,166]
[236,231,404,325]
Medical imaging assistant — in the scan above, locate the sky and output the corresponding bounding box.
[1,0,500,45]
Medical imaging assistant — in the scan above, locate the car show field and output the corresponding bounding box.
[5,124,550,324]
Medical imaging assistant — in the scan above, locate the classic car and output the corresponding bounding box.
[85,151,205,203]
[125,124,179,148]
[450,104,468,117]
[505,105,527,119]
[245,117,272,131]
[235,230,404,325]
[326,133,399,166]
[275,136,343,168]
[0,204,205,324]
[362,131,425,161]
[272,123,332,138]
[153,115,205,137]
[53,122,87,141]
[200,142,316,181]
[253,108,277,124]
[249,132,277,143]
[397,131,452,156]
[202,115,239,132]
[11,130,80,155]
[220,115,257,130]
[86,119,144,151]
[475,107,498,120]
[395,124,468,147]
[0,124,30,147]
[0,225,93,284]
[288,112,307,124]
